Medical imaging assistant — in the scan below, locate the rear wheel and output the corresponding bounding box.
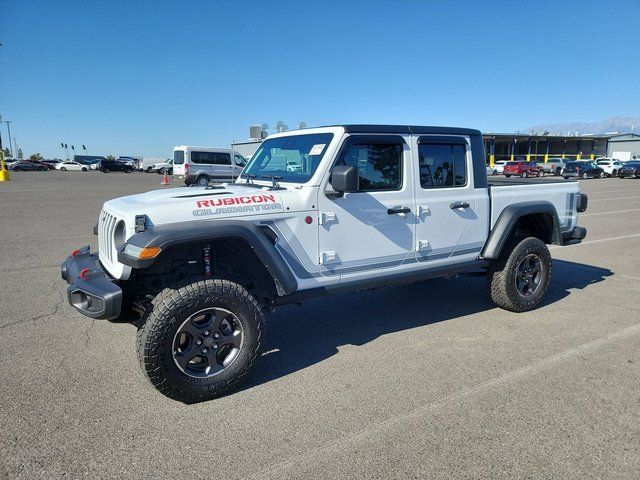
[82,167,88,171]
[537,170,543,177]
[137,279,264,402]
[611,169,617,177]
[60,167,66,171]
[581,172,588,179]
[38,166,45,171]
[103,168,110,173]
[13,167,21,171]
[146,166,154,173]
[521,171,529,178]
[598,171,605,179]
[487,236,552,312]
[505,174,511,178]
[196,175,210,187]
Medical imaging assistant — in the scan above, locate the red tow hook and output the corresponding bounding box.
[79,267,91,280]
[71,249,81,257]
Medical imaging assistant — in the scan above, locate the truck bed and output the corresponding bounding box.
[488,179,580,231]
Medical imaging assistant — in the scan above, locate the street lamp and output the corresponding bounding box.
[3,120,13,157]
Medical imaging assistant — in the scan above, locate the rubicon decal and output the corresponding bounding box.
[195,194,278,208]
[193,194,283,217]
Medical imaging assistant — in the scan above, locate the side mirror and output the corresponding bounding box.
[330,165,358,192]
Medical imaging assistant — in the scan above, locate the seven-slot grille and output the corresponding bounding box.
[98,209,119,266]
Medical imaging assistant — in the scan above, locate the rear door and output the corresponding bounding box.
[173,150,185,176]
[413,135,485,263]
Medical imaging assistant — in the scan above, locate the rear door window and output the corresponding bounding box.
[418,143,467,188]
[174,150,184,165]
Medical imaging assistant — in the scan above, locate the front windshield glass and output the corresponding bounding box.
[242,133,334,183]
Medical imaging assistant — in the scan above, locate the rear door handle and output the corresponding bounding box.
[450,202,470,209]
[387,207,411,215]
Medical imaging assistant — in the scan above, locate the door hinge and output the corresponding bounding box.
[319,212,336,225]
[418,205,430,216]
[416,240,430,251]
[320,251,337,264]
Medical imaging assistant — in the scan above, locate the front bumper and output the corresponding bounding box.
[563,172,580,177]
[61,246,122,320]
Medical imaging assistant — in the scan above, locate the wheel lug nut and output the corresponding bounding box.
[201,348,208,354]
[195,339,202,345]
[214,333,220,339]
[203,330,210,336]
[213,344,218,349]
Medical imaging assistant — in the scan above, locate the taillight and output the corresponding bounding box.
[185,163,189,174]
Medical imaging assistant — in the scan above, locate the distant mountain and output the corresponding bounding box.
[525,117,640,135]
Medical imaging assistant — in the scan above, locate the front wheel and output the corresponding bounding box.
[521,171,529,178]
[598,171,605,179]
[537,170,544,177]
[611,169,617,177]
[582,172,588,180]
[505,174,511,178]
[60,167,66,171]
[487,236,552,312]
[137,279,264,403]
[563,175,569,179]
[13,167,20,171]
[82,167,88,171]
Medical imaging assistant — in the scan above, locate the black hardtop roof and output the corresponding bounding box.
[325,125,481,136]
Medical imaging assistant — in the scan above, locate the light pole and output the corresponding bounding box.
[4,120,13,157]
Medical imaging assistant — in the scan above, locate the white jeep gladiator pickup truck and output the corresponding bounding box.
[61,125,588,402]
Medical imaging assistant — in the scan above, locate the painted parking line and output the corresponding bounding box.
[552,233,640,249]
[582,208,640,217]
[588,196,640,202]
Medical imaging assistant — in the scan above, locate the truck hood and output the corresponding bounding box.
[104,183,295,226]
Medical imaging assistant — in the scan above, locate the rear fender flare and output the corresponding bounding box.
[482,202,562,260]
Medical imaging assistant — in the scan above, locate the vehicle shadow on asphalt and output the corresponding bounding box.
[238,259,612,395]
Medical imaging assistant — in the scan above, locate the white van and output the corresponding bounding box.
[172,146,247,186]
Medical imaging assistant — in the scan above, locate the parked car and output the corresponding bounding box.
[60,123,588,402]
[141,157,168,172]
[3,157,17,167]
[492,160,508,174]
[97,159,134,173]
[486,165,498,176]
[595,158,624,177]
[538,158,566,176]
[503,161,544,178]
[150,158,173,174]
[618,161,640,178]
[27,160,55,170]
[172,146,246,186]
[9,160,47,171]
[563,161,605,179]
[55,161,88,171]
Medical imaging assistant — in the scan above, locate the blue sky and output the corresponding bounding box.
[1,0,638,158]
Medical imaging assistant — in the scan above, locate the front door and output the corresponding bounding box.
[317,135,414,277]
[413,135,485,263]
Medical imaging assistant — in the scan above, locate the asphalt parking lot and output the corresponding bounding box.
[1,171,639,479]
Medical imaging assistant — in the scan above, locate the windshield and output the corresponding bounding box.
[242,133,334,183]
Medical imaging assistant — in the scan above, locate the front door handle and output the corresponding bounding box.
[450,202,470,209]
[387,207,411,215]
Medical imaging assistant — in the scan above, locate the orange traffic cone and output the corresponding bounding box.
[161,171,169,186]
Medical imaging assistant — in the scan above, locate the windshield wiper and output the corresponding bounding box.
[261,175,285,190]
[240,173,256,185]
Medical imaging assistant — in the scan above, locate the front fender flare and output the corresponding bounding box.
[118,220,298,296]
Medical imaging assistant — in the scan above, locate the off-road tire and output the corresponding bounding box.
[137,279,264,403]
[487,236,552,312]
